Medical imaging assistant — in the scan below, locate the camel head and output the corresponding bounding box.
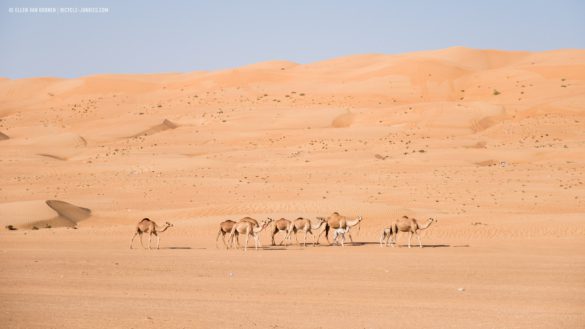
[427,217,436,223]
[261,218,273,228]
[315,216,326,223]
[165,221,174,228]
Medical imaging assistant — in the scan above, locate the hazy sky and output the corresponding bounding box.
[1,0,584,78]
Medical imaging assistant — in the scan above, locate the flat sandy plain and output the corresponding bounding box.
[1,47,584,328]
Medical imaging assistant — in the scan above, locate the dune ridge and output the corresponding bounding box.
[0,47,583,238]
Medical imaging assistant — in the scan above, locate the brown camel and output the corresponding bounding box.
[215,217,263,249]
[317,212,363,245]
[393,216,436,248]
[228,218,273,251]
[227,217,271,248]
[130,218,173,249]
[283,217,327,246]
[216,220,237,249]
[271,218,293,246]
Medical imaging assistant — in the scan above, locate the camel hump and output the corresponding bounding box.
[140,218,151,223]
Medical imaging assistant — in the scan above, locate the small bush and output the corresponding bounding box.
[493,90,501,96]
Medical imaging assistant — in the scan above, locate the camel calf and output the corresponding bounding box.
[332,227,349,246]
[379,227,395,247]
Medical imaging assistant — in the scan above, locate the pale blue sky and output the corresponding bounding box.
[1,0,584,78]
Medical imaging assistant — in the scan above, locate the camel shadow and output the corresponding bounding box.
[161,246,203,250]
[388,244,458,248]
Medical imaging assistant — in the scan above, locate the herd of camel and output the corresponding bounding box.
[129,212,437,251]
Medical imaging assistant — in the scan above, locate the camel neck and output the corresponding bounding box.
[419,220,433,230]
[311,221,325,230]
[157,224,171,233]
[346,218,361,227]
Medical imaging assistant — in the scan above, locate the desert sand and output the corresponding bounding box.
[1,47,584,328]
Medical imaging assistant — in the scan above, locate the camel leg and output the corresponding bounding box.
[130,232,138,249]
[310,231,316,246]
[379,231,385,247]
[221,233,229,249]
[271,229,277,246]
[408,232,412,248]
[231,234,241,248]
[279,231,286,246]
[416,232,422,248]
[233,233,239,249]
[148,234,152,250]
[281,232,288,246]
[244,233,249,252]
[140,234,146,249]
[227,233,233,249]
[157,235,160,249]
[303,231,308,247]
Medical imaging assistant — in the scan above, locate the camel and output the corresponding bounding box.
[228,217,273,251]
[318,212,363,245]
[227,217,271,248]
[283,217,327,247]
[271,218,293,246]
[216,220,237,249]
[393,216,436,248]
[379,226,395,247]
[216,217,263,249]
[130,218,173,249]
[332,227,349,246]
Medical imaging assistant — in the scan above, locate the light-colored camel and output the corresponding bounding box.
[379,227,395,247]
[332,227,349,246]
[318,212,363,245]
[216,220,237,249]
[228,218,273,251]
[283,217,327,246]
[271,218,292,246]
[393,216,436,248]
[130,218,173,249]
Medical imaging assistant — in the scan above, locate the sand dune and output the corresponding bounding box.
[0,47,583,233]
[0,47,584,328]
[0,200,91,229]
